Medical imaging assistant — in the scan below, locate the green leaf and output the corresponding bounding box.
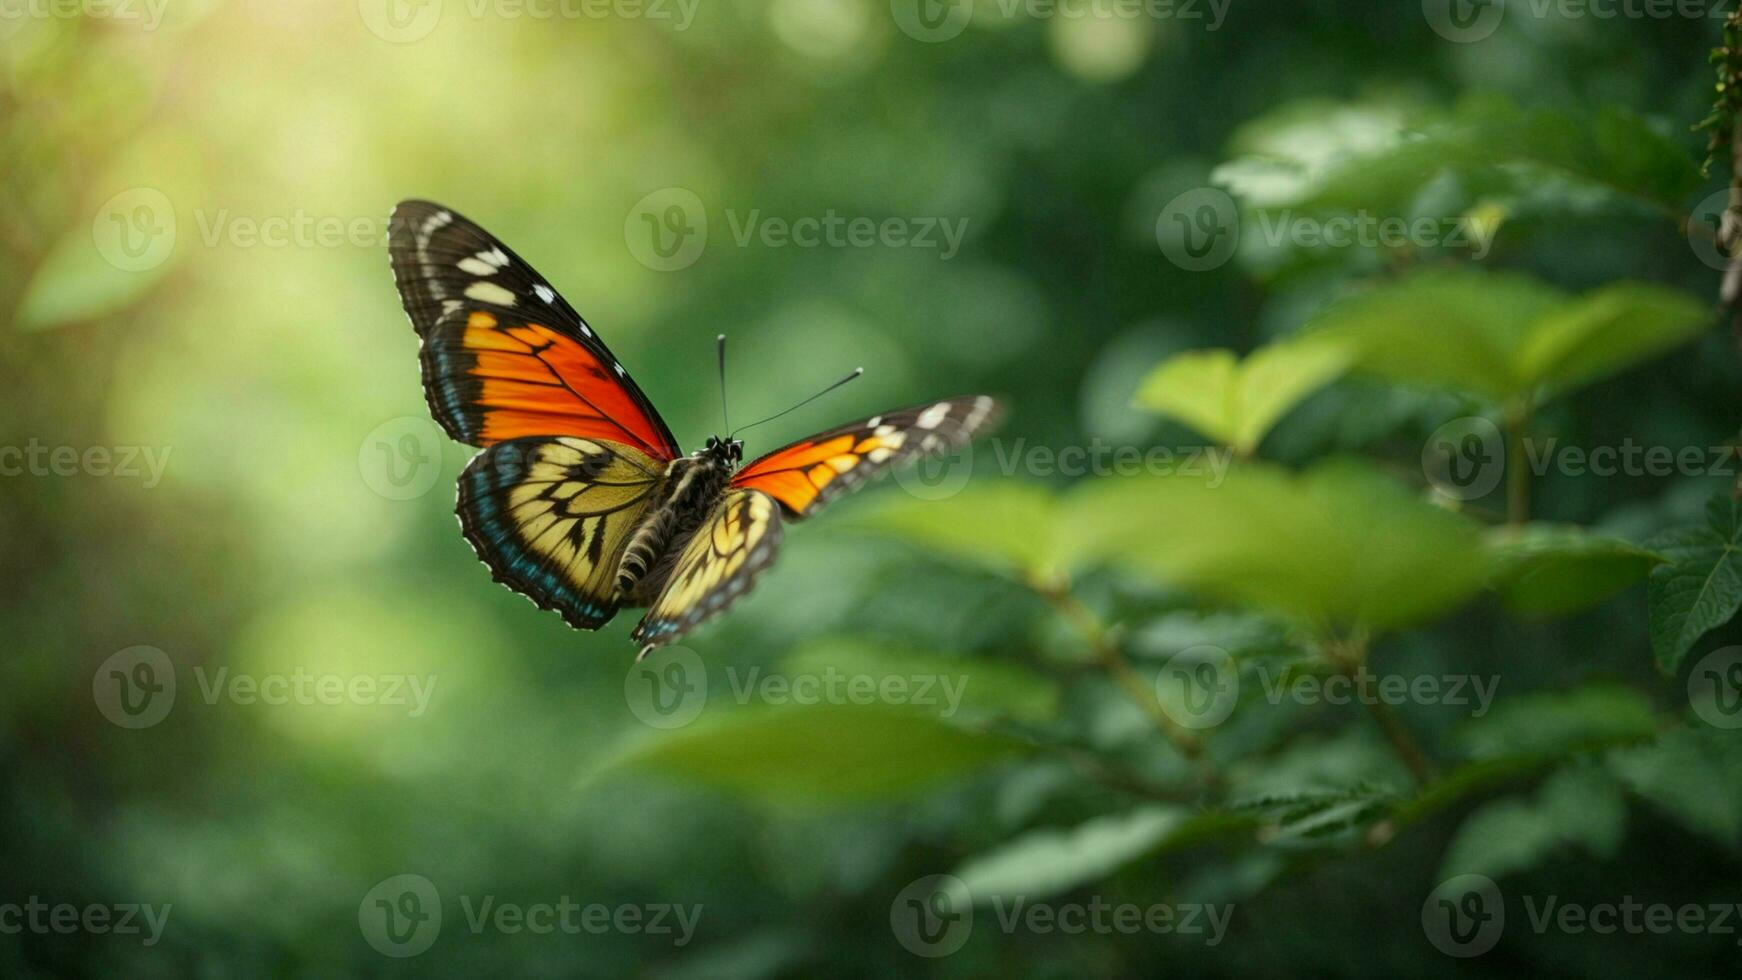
[16,221,176,331]
[1453,684,1659,761]
[612,704,1026,806]
[1516,284,1710,397]
[1064,459,1491,634]
[1647,494,1742,674]
[1221,94,1699,215]
[1485,524,1664,617]
[1608,727,1742,847]
[1439,765,1627,881]
[1134,336,1352,455]
[1311,267,1707,403]
[1309,267,1567,400]
[780,639,1059,725]
[855,482,1062,579]
[1214,97,1431,210]
[1229,785,1397,847]
[952,806,1187,904]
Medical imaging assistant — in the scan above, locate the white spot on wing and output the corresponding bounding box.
[457,257,495,276]
[916,402,951,430]
[534,283,556,304]
[464,281,516,306]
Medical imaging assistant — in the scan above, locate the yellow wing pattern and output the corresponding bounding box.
[631,489,783,653]
[457,436,662,629]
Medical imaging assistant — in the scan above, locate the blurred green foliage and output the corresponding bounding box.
[5,1,1742,977]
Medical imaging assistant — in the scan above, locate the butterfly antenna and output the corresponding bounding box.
[730,367,864,439]
[716,333,730,435]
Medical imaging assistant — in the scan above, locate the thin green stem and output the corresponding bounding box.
[1322,632,1436,787]
[1029,575,1205,760]
[1505,398,1535,526]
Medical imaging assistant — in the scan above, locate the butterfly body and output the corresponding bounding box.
[388,199,1002,653]
[613,436,742,602]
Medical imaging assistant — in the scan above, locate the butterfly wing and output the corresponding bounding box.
[458,436,665,630]
[388,199,681,460]
[731,395,1002,518]
[630,489,784,652]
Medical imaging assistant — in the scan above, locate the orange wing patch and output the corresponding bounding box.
[733,431,905,514]
[445,311,670,454]
[388,199,681,461]
[732,397,999,519]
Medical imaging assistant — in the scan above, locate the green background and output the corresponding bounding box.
[4,0,1742,976]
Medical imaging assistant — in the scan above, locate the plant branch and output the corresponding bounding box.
[1321,632,1437,787]
[1028,574,1206,761]
[1505,398,1535,526]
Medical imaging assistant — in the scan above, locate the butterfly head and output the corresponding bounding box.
[701,435,744,466]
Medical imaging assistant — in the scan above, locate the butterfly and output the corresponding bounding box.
[387,200,1003,655]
